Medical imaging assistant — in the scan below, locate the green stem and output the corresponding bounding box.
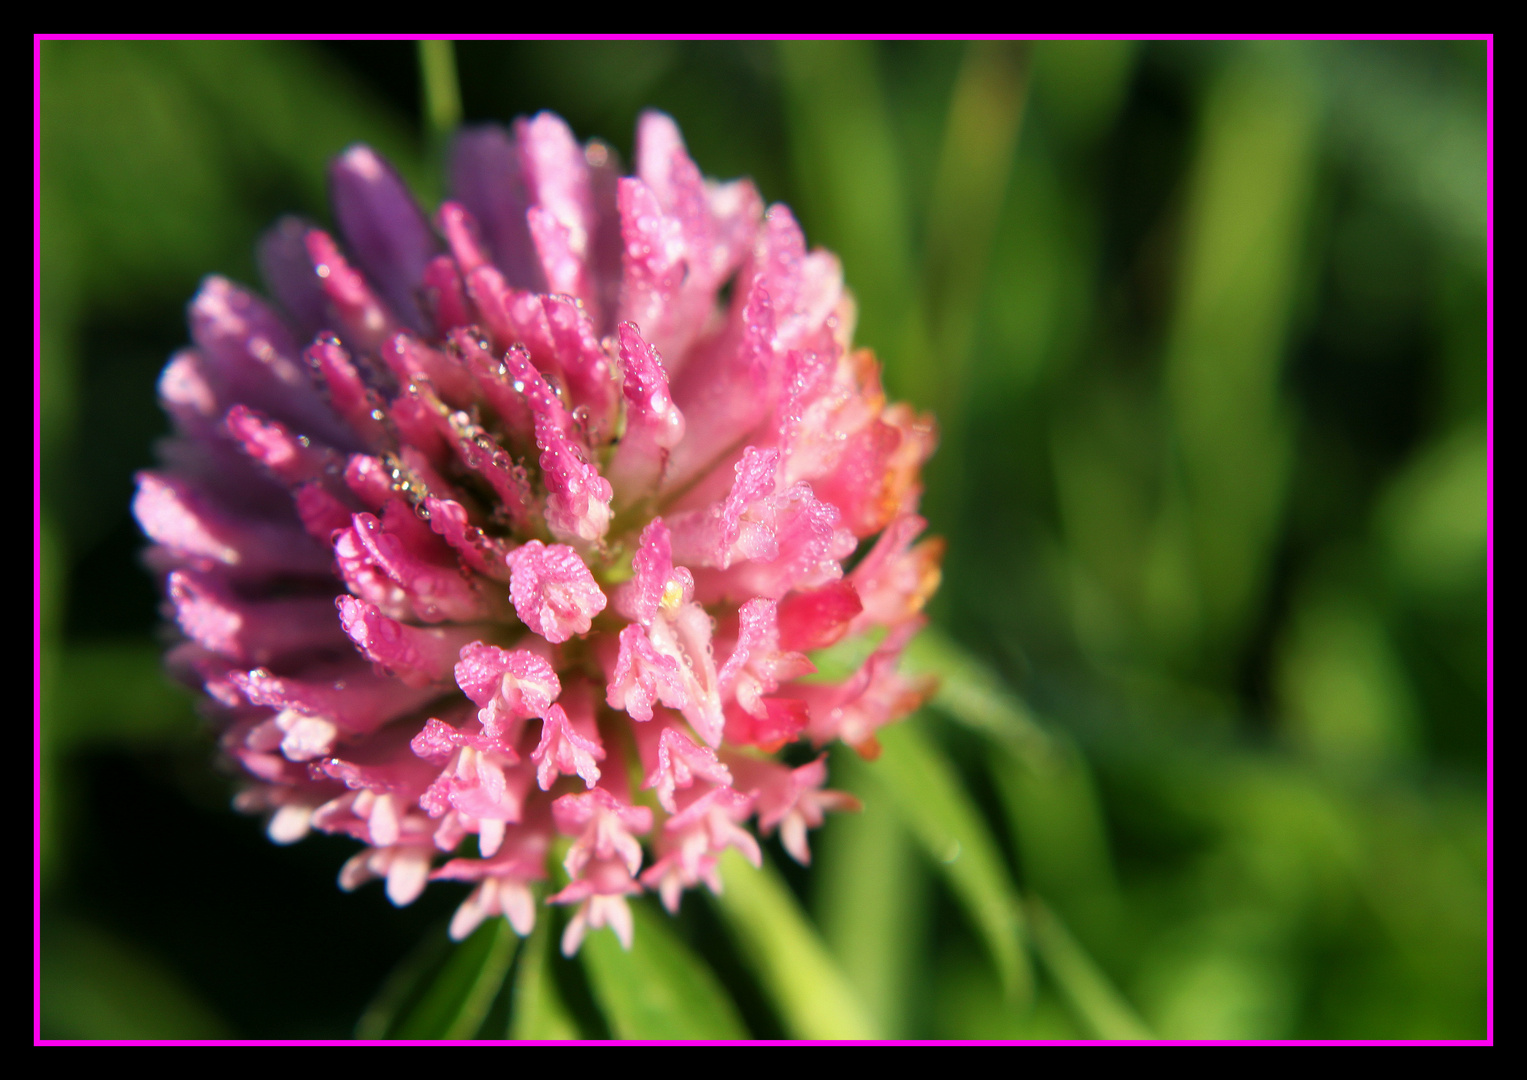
[419,40,462,145]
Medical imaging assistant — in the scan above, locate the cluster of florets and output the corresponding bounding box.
[135,111,943,954]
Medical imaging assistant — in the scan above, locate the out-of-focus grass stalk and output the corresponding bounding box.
[1028,898,1153,1040]
[920,43,1029,529]
[419,40,462,143]
[354,927,451,1039]
[419,39,461,197]
[508,913,581,1039]
[872,720,1033,1005]
[816,752,927,1035]
[1155,54,1318,672]
[580,901,748,1039]
[776,41,928,402]
[392,919,517,1039]
[713,848,879,1039]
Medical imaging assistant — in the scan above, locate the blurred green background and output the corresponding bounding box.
[37,39,1489,1040]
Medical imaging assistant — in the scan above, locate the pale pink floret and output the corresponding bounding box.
[231,661,441,760]
[554,787,654,880]
[552,862,643,956]
[532,703,605,791]
[607,519,726,745]
[433,826,549,940]
[339,830,439,906]
[505,540,607,643]
[637,721,734,814]
[641,786,761,913]
[717,598,815,719]
[138,109,941,948]
[728,754,860,866]
[453,643,561,744]
[414,724,537,857]
[847,513,945,634]
[792,621,937,755]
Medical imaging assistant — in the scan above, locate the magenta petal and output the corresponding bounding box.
[330,144,440,332]
[336,596,481,688]
[188,276,351,447]
[231,660,440,748]
[224,404,343,487]
[169,569,346,665]
[438,200,492,273]
[133,472,332,579]
[257,215,330,338]
[448,125,542,290]
[380,332,479,408]
[607,323,685,503]
[540,295,619,441]
[423,497,517,582]
[776,580,863,652]
[501,349,613,546]
[304,339,390,451]
[333,506,496,624]
[516,113,595,298]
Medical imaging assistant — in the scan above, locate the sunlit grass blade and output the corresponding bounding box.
[418,40,461,145]
[711,848,879,1040]
[871,719,1033,1005]
[580,899,748,1039]
[391,918,518,1040]
[775,40,928,402]
[988,733,1119,915]
[1160,53,1318,665]
[1028,896,1153,1040]
[508,914,582,1040]
[815,754,928,1036]
[920,42,1029,529]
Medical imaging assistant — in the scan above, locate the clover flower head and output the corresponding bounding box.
[135,109,942,953]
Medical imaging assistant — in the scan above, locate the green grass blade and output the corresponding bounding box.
[776,41,928,401]
[393,919,518,1040]
[418,40,461,144]
[508,914,582,1040]
[580,899,748,1039]
[711,848,879,1040]
[871,719,1033,1004]
[1028,897,1153,1040]
[815,754,927,1036]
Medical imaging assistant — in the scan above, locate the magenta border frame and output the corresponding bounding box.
[33,31,1495,1048]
